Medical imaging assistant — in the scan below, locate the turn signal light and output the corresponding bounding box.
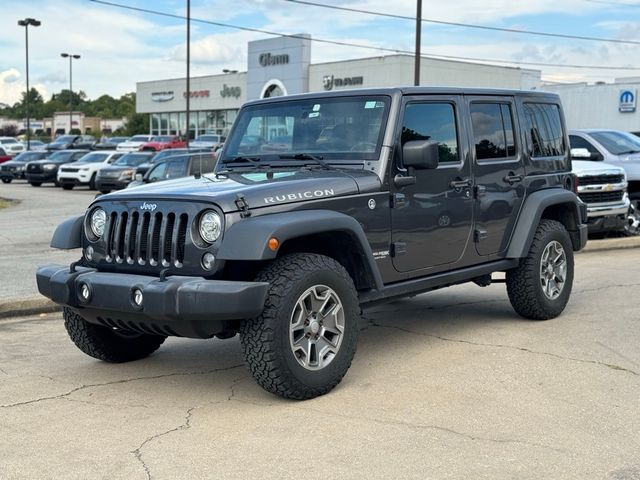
[268,237,279,251]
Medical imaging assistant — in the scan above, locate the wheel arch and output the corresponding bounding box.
[217,210,383,291]
[50,214,84,249]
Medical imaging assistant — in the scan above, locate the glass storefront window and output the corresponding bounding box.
[148,109,238,137]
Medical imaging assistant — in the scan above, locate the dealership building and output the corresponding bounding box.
[136,34,639,137]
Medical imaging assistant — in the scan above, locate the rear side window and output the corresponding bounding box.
[470,103,516,160]
[401,103,460,163]
[522,103,565,157]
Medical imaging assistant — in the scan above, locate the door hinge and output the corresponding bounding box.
[390,242,407,257]
[474,229,488,242]
[235,193,251,218]
[391,193,406,208]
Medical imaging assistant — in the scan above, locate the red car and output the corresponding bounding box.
[139,135,186,152]
[0,147,12,164]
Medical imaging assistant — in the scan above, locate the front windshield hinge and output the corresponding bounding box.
[235,193,251,218]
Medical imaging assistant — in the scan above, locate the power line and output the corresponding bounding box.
[583,0,640,7]
[284,0,640,46]
[88,0,640,71]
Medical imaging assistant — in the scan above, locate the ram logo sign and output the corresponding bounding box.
[619,90,636,113]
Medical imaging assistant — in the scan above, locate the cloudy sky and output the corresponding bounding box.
[1,0,639,105]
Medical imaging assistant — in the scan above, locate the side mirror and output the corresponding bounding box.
[403,140,439,170]
[570,148,591,159]
[135,173,143,182]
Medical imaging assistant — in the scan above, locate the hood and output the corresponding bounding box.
[46,143,68,151]
[99,164,135,173]
[119,141,147,147]
[101,168,382,213]
[602,155,640,181]
[572,160,624,176]
[29,157,71,165]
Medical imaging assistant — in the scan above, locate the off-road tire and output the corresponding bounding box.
[62,184,73,190]
[30,182,42,187]
[63,307,166,362]
[239,253,359,400]
[1,178,11,184]
[506,219,574,320]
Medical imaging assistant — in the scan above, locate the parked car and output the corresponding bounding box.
[0,150,49,183]
[38,87,588,400]
[45,135,96,152]
[127,152,216,188]
[139,135,187,152]
[94,136,128,150]
[116,135,153,152]
[20,139,47,151]
[0,137,25,157]
[571,151,630,234]
[189,134,225,150]
[25,149,90,186]
[57,150,124,190]
[0,147,11,164]
[133,147,211,177]
[94,151,156,193]
[569,130,640,211]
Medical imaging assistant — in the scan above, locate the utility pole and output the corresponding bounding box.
[185,0,191,147]
[414,0,422,86]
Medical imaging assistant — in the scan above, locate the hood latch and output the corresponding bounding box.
[235,193,251,218]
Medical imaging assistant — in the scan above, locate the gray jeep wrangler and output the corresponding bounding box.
[37,87,587,399]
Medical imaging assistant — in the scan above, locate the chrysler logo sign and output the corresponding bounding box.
[323,75,364,91]
[151,91,174,102]
[259,53,289,67]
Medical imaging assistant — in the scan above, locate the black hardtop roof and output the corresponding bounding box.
[243,86,560,107]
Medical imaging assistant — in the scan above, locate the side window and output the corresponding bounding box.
[569,135,598,154]
[401,103,459,164]
[148,162,168,182]
[470,102,516,160]
[522,103,565,158]
[166,159,188,178]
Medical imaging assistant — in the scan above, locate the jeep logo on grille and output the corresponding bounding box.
[140,202,157,211]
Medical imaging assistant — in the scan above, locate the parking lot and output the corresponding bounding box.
[1,179,640,479]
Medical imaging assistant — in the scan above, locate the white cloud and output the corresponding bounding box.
[0,69,48,106]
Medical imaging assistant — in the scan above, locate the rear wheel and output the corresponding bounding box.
[29,182,42,187]
[63,308,166,362]
[506,219,574,320]
[239,253,359,400]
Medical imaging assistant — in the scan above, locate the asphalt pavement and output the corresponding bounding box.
[1,248,639,480]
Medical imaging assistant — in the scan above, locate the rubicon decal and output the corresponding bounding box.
[264,189,335,204]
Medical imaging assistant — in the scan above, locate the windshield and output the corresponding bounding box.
[221,96,390,164]
[77,152,109,163]
[129,135,151,142]
[52,135,75,144]
[14,152,46,162]
[153,149,188,162]
[113,153,154,166]
[590,131,640,155]
[48,151,76,161]
[151,136,174,142]
[196,135,219,142]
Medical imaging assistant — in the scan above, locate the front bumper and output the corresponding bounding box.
[26,171,57,183]
[57,173,91,186]
[36,264,269,338]
[95,178,130,191]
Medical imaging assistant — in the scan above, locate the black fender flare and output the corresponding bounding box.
[50,215,83,249]
[217,210,384,290]
[506,189,586,258]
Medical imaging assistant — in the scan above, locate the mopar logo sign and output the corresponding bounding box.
[619,90,636,113]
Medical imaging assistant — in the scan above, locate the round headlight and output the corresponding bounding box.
[90,208,107,239]
[199,210,222,244]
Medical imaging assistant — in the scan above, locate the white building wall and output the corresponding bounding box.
[542,82,640,131]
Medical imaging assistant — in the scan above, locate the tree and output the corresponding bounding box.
[124,113,149,136]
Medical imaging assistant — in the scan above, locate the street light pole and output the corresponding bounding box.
[414,0,422,86]
[185,0,191,148]
[18,18,41,150]
[60,53,80,134]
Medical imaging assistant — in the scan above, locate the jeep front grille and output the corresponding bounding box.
[104,210,189,268]
[578,191,624,203]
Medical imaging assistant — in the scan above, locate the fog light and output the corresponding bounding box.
[85,246,94,261]
[132,289,143,307]
[79,283,91,302]
[202,252,216,271]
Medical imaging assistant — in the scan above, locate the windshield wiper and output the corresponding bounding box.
[222,156,262,165]
[278,153,335,170]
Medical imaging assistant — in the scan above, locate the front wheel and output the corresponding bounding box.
[89,173,97,190]
[239,253,359,400]
[1,178,11,184]
[29,182,42,187]
[506,219,574,320]
[62,184,73,190]
[63,308,166,362]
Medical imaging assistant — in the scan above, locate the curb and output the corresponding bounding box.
[0,296,61,320]
[580,235,640,253]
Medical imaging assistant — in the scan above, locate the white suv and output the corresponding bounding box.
[57,150,123,190]
[116,135,153,152]
[0,137,25,157]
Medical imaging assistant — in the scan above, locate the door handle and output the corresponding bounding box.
[504,172,524,184]
[449,178,472,189]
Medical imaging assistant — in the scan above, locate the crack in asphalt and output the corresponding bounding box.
[0,364,244,409]
[131,407,195,480]
[363,318,639,377]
